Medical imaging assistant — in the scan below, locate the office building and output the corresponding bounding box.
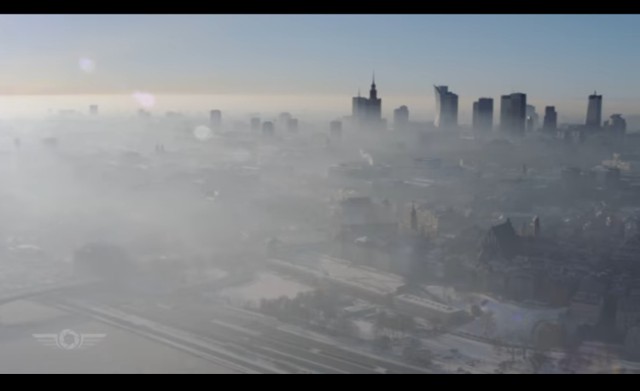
[262,121,275,136]
[542,106,558,132]
[287,118,299,133]
[351,75,383,129]
[210,110,222,128]
[434,85,458,129]
[393,105,409,130]
[586,91,603,130]
[500,93,527,134]
[472,98,493,132]
[526,105,539,132]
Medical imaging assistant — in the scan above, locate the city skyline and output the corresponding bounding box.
[2,15,640,123]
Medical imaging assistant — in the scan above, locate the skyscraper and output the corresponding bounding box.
[542,106,557,132]
[393,105,409,130]
[210,110,222,128]
[434,85,458,129]
[351,75,382,128]
[352,91,367,120]
[500,93,527,134]
[472,98,493,132]
[586,91,603,130]
[368,76,381,122]
[262,121,274,136]
[526,105,539,132]
[287,118,299,133]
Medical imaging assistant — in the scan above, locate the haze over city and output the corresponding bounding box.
[2,14,640,374]
[2,15,640,123]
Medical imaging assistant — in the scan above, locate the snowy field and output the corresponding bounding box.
[0,257,73,296]
[458,294,565,344]
[0,300,237,373]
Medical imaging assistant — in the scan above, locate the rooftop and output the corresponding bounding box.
[394,294,462,314]
[269,253,405,297]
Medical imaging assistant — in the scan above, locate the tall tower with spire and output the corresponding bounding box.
[351,73,382,128]
[369,73,377,100]
[367,72,382,122]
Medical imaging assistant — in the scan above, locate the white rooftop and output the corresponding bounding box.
[394,294,462,314]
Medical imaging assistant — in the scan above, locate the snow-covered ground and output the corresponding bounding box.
[0,300,237,373]
[421,333,514,373]
[269,253,405,298]
[182,267,228,286]
[458,294,565,345]
[0,257,73,296]
[352,319,376,340]
[219,272,313,306]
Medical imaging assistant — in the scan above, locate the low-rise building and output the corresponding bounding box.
[393,294,466,324]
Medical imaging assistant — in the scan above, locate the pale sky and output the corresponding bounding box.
[1,14,640,121]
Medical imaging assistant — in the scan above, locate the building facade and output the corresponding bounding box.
[210,110,222,128]
[472,98,493,132]
[393,105,409,130]
[500,93,527,134]
[434,85,458,129]
[352,75,383,128]
[542,106,558,132]
[586,91,603,130]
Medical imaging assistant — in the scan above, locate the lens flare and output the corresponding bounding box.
[132,91,156,109]
[193,125,213,141]
[79,58,95,73]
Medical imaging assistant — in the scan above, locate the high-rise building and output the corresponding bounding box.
[526,105,539,132]
[500,93,527,134]
[351,75,383,129]
[542,106,557,131]
[472,98,493,132]
[605,114,626,135]
[434,85,458,129]
[210,110,222,128]
[393,105,409,130]
[352,94,368,120]
[89,104,98,116]
[526,117,534,132]
[500,96,511,131]
[586,91,603,130]
[262,121,274,136]
[287,118,299,133]
[368,76,381,122]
